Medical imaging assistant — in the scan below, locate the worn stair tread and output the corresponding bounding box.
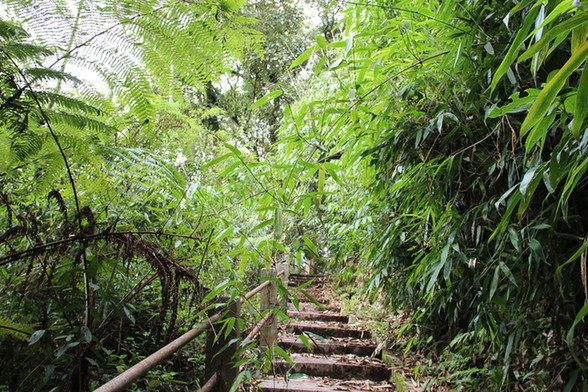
[288,322,372,339]
[278,335,377,357]
[290,274,328,280]
[289,310,349,323]
[292,290,332,304]
[258,378,340,392]
[288,302,340,313]
[271,353,390,381]
[258,377,395,392]
[258,378,374,392]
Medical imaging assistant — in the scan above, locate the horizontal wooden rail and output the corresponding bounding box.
[244,269,284,300]
[198,372,219,392]
[244,311,272,343]
[95,262,290,392]
[245,279,271,300]
[94,312,221,392]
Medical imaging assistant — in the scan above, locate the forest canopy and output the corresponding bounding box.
[0,0,587,390]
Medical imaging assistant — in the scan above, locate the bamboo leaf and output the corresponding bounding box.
[274,346,294,365]
[572,60,588,137]
[224,142,243,157]
[519,13,588,62]
[299,333,312,350]
[250,90,283,110]
[566,302,588,348]
[290,46,314,69]
[201,152,233,169]
[491,2,543,92]
[324,162,343,186]
[302,235,319,257]
[316,34,327,49]
[520,41,588,138]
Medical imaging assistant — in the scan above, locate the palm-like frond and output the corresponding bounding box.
[3,0,262,123]
[0,316,34,342]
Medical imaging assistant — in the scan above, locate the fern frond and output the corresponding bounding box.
[0,43,53,61]
[101,146,186,193]
[24,68,81,86]
[24,91,103,115]
[0,315,34,342]
[0,19,28,40]
[9,134,47,167]
[4,0,261,100]
[42,110,117,134]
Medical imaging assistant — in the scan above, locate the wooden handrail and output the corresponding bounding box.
[94,312,221,392]
[94,262,289,392]
[243,269,285,300]
[244,279,271,300]
[243,312,272,343]
[197,370,219,392]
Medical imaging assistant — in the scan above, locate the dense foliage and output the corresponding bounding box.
[1,0,587,391]
[270,0,588,389]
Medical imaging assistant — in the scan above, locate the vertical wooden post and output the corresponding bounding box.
[204,298,240,392]
[259,268,278,347]
[277,262,289,316]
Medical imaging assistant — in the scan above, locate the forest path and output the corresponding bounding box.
[256,273,395,392]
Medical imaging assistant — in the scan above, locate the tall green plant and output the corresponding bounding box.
[274,0,588,389]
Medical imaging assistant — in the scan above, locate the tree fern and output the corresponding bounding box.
[2,0,262,123]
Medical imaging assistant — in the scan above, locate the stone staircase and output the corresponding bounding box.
[257,274,393,392]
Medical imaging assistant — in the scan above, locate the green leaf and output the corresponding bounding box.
[491,2,543,91]
[316,35,327,49]
[224,142,243,157]
[219,161,241,177]
[274,346,293,365]
[302,235,319,257]
[201,152,233,169]
[520,41,588,137]
[274,207,283,238]
[519,13,588,62]
[572,60,588,137]
[250,90,283,110]
[215,227,234,242]
[202,280,234,304]
[566,302,588,348]
[299,333,312,350]
[499,262,517,286]
[556,240,588,284]
[314,55,327,76]
[252,219,272,232]
[324,162,343,186]
[298,288,323,308]
[28,329,45,345]
[290,47,314,69]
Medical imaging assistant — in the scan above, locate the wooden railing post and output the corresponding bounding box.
[259,268,277,347]
[277,262,289,316]
[204,297,240,392]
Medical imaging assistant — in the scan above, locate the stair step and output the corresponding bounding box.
[292,289,331,303]
[287,302,340,313]
[258,378,366,392]
[290,274,328,281]
[278,336,377,357]
[288,322,371,339]
[258,377,395,392]
[271,354,390,381]
[288,311,348,323]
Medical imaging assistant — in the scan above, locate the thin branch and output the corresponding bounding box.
[0,231,203,266]
[1,49,82,219]
[341,1,473,36]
